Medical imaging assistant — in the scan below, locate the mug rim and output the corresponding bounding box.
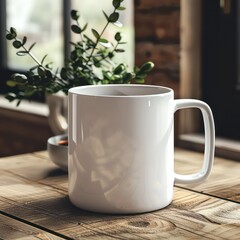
[68,84,173,98]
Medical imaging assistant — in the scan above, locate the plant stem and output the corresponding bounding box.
[76,20,83,42]
[21,44,42,66]
[95,41,119,65]
[17,38,65,83]
[87,22,110,63]
[87,6,118,63]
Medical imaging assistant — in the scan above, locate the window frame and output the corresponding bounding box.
[0,0,8,94]
[0,0,70,98]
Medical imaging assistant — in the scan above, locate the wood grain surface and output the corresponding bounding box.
[174,148,240,201]
[0,214,63,240]
[0,149,239,239]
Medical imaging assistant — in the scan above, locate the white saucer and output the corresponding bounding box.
[47,134,68,171]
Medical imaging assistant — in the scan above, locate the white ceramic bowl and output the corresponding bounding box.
[47,134,68,171]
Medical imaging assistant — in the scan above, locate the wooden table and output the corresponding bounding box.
[0,148,239,239]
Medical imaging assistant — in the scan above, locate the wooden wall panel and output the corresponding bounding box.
[0,108,53,157]
[135,0,180,9]
[134,0,180,94]
[135,11,180,42]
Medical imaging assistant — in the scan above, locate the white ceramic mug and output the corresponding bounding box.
[68,84,215,214]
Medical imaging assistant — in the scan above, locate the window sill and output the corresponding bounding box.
[0,95,49,117]
[178,133,240,161]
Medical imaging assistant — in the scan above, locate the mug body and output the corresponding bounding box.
[68,85,174,214]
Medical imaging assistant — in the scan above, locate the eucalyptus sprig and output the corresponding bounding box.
[5,0,154,106]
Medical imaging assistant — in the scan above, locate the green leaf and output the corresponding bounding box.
[103,71,112,80]
[99,38,108,43]
[41,54,48,65]
[93,57,101,68]
[12,40,22,49]
[60,68,71,80]
[16,51,28,56]
[70,50,78,61]
[113,0,121,8]
[135,78,145,84]
[123,72,134,81]
[102,11,109,21]
[114,64,125,74]
[46,70,53,79]
[71,10,80,21]
[82,23,88,32]
[102,80,109,84]
[10,27,17,37]
[37,66,46,77]
[108,52,114,58]
[16,99,21,107]
[71,24,81,34]
[13,74,27,82]
[113,74,121,81]
[109,12,119,22]
[115,32,122,41]
[115,48,125,53]
[6,33,14,40]
[24,88,36,96]
[28,42,36,52]
[6,80,17,87]
[69,41,77,46]
[5,93,16,102]
[117,6,126,11]
[9,74,27,86]
[92,29,100,39]
[140,61,155,73]
[22,36,27,45]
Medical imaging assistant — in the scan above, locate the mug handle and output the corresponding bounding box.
[174,99,215,184]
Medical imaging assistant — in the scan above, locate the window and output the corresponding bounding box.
[0,0,134,97]
[6,0,64,70]
[179,0,240,161]
[202,0,240,141]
